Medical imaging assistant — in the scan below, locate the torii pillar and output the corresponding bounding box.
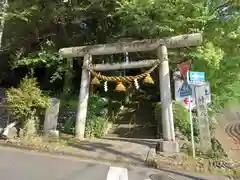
[157,45,178,152]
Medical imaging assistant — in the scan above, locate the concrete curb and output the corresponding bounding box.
[0,141,151,167]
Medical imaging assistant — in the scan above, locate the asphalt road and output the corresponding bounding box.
[0,147,149,180]
[0,147,231,180]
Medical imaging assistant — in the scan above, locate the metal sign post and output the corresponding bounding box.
[188,95,195,158]
[187,72,195,158]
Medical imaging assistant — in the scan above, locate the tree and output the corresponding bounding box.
[116,0,240,108]
[1,0,239,111]
[6,76,50,137]
[0,0,8,49]
[2,0,121,95]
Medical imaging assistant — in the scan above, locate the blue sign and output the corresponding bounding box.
[179,80,192,97]
[189,71,205,82]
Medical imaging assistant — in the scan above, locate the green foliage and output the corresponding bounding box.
[6,76,50,118]
[85,116,107,138]
[191,42,224,71]
[205,137,227,159]
[59,92,108,138]
[155,101,199,140]
[85,93,108,138]
[116,0,209,38]
[6,76,50,136]
[88,93,108,117]
[116,0,240,111]
[62,118,75,134]
[12,40,67,83]
[172,101,191,136]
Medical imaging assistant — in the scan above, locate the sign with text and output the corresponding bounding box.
[189,71,205,82]
[195,85,211,152]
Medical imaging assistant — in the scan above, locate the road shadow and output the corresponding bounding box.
[103,136,158,148]
[67,140,147,163]
[110,125,157,139]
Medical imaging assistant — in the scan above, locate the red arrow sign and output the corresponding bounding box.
[184,97,193,104]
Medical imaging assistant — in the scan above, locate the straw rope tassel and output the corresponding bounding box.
[115,81,126,92]
[144,74,154,84]
[91,76,100,85]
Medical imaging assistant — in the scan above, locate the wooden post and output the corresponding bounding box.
[75,53,92,139]
[157,45,175,141]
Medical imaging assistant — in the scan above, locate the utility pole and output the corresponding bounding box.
[0,0,8,49]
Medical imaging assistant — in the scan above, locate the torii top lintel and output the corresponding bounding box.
[59,33,202,58]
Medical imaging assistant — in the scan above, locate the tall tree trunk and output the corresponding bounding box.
[0,0,7,49]
[62,58,73,97]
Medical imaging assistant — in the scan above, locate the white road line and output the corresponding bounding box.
[106,166,128,180]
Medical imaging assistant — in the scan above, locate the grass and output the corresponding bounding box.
[5,133,76,152]
[148,152,238,176]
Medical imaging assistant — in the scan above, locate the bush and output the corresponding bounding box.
[6,76,50,137]
[85,93,108,138]
[154,101,199,141]
[85,116,107,138]
[205,137,227,159]
[59,92,108,138]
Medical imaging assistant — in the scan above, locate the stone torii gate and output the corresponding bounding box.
[59,33,202,153]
